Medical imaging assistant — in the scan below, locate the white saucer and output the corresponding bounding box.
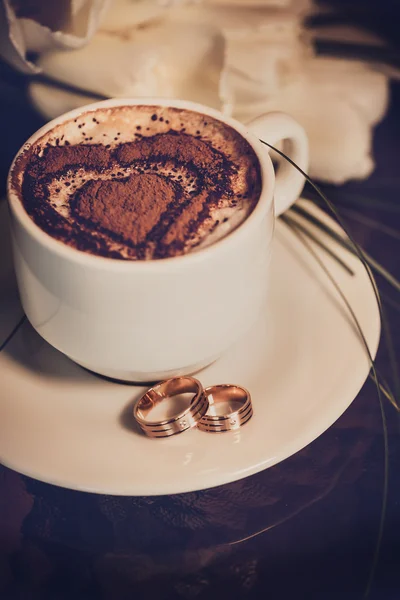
[0,200,380,496]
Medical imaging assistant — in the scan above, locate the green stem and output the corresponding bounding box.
[339,206,400,241]
[290,204,400,294]
[280,219,390,600]
[282,213,354,275]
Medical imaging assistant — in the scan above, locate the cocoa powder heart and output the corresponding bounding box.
[72,173,180,245]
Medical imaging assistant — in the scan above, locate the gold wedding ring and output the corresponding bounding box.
[197,384,253,433]
[134,376,208,438]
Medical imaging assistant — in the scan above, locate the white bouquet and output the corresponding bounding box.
[0,0,390,183]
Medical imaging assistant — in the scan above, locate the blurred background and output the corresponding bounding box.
[1,0,400,195]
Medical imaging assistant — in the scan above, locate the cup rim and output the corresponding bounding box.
[7,97,274,272]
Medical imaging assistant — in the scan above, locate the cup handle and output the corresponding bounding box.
[247,112,309,217]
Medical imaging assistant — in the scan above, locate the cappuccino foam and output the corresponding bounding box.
[12,105,262,260]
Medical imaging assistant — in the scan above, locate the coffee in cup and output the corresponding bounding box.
[13,105,262,261]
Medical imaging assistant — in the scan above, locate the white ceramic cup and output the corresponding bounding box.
[7,98,308,382]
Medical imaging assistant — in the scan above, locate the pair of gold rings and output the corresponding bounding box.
[133,376,253,439]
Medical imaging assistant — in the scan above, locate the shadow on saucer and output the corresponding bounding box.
[1,317,150,386]
[118,396,144,435]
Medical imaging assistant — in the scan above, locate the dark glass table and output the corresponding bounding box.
[0,67,399,600]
